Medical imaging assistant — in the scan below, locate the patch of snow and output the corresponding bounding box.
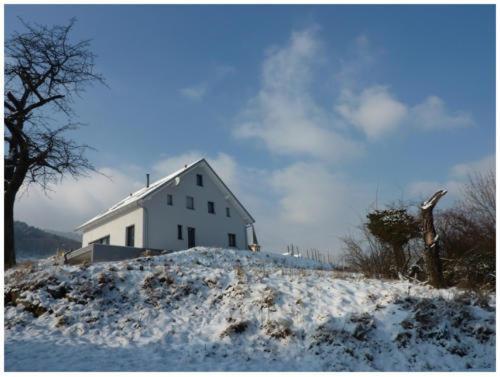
[4,247,495,371]
[421,189,448,210]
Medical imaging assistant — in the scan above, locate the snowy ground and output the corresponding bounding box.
[4,247,496,371]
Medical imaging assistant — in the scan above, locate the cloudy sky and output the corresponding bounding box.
[6,5,495,256]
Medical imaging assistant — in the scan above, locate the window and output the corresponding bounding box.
[126,225,135,247]
[208,201,215,214]
[196,174,203,187]
[186,196,194,210]
[226,207,231,217]
[177,225,183,240]
[167,194,173,206]
[228,233,236,248]
[90,235,110,245]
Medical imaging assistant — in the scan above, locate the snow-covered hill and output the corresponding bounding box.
[4,247,495,371]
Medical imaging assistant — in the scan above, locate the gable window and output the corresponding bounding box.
[167,194,173,206]
[126,225,135,247]
[208,201,215,214]
[228,233,236,248]
[186,196,194,210]
[226,207,231,217]
[196,174,203,187]
[177,225,183,240]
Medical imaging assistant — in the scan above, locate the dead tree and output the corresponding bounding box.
[420,189,447,288]
[4,19,104,269]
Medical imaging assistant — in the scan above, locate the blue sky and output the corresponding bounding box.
[7,5,495,255]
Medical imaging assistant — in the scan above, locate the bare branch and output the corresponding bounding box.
[4,18,105,269]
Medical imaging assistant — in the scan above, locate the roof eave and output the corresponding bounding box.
[75,201,140,232]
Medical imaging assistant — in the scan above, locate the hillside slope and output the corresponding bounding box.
[4,248,495,371]
[14,221,81,260]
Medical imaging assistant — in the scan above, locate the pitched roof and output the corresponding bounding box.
[75,158,254,231]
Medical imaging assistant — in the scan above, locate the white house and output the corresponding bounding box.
[75,158,257,252]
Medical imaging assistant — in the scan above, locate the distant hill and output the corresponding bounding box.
[42,228,82,242]
[14,221,81,260]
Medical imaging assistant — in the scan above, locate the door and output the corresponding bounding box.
[187,227,195,248]
[126,225,135,247]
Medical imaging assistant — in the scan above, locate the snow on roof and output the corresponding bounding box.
[76,159,204,230]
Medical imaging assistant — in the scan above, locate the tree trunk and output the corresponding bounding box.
[4,151,29,270]
[421,189,447,288]
[392,242,407,275]
[4,192,16,269]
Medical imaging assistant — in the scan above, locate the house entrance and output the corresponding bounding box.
[187,227,196,248]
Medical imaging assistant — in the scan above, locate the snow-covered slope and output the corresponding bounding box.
[4,247,495,371]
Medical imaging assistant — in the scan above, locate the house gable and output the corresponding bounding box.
[142,162,250,250]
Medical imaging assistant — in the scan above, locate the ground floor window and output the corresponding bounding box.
[126,225,135,247]
[91,235,110,245]
[228,233,236,248]
[177,224,183,240]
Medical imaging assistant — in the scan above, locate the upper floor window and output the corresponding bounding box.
[186,196,194,210]
[228,233,236,248]
[226,207,231,217]
[208,201,215,214]
[196,174,203,187]
[126,225,135,247]
[167,194,173,206]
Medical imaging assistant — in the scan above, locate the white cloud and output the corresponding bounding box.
[406,154,494,203]
[270,162,348,224]
[233,28,363,162]
[246,161,370,255]
[336,86,408,139]
[450,154,494,178]
[179,64,236,101]
[337,89,474,139]
[179,84,207,101]
[236,29,473,153]
[335,34,376,90]
[410,96,474,130]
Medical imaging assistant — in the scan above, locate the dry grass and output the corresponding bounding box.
[220,320,250,338]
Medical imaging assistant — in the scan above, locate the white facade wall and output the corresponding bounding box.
[143,165,248,251]
[82,207,144,247]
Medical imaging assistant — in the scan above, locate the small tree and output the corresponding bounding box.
[366,207,420,275]
[4,19,105,268]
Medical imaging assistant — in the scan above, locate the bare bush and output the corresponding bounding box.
[341,230,398,279]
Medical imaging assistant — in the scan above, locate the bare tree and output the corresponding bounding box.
[462,169,495,235]
[420,189,447,288]
[437,168,495,290]
[4,19,105,269]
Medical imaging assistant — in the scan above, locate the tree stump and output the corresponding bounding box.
[420,189,447,288]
